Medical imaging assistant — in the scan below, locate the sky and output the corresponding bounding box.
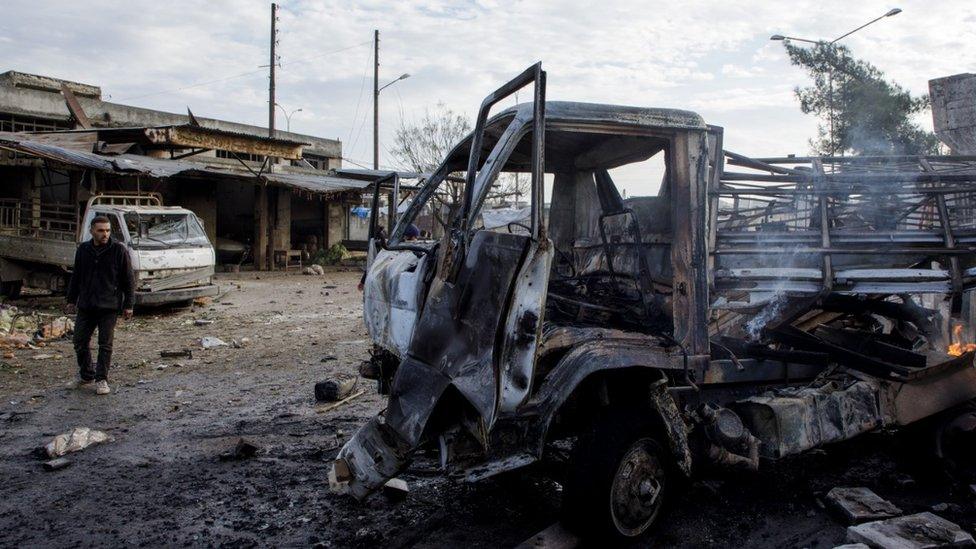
[2,0,974,197]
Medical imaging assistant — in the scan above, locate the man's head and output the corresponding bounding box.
[89,216,112,246]
[404,224,421,241]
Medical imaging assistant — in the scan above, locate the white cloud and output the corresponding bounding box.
[0,0,971,168]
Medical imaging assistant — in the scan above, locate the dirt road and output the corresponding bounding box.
[0,271,972,547]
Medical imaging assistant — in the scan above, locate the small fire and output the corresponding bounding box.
[948,324,976,357]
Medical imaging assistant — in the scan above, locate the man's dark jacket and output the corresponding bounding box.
[66,238,135,311]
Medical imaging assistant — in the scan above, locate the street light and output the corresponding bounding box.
[770,8,902,155]
[373,72,411,169]
[274,103,302,132]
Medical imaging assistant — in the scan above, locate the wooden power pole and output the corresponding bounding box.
[269,3,278,138]
[372,29,379,170]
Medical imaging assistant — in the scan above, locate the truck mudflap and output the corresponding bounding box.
[134,283,219,305]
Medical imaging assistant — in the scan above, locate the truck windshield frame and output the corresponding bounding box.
[123,212,209,250]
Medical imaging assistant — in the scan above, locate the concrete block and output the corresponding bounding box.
[846,512,975,548]
[826,487,902,524]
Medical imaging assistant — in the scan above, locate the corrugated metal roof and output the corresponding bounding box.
[0,131,368,196]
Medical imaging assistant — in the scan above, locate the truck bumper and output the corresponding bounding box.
[134,284,219,305]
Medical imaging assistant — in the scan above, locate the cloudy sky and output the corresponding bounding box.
[2,0,974,195]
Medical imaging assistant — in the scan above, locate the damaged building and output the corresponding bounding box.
[0,70,378,270]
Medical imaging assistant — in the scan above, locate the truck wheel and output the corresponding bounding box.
[562,408,671,542]
[0,280,22,299]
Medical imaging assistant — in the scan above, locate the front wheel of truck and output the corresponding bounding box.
[561,408,672,543]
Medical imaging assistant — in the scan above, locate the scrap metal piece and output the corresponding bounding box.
[846,512,975,548]
[330,415,413,500]
[825,487,902,524]
[732,381,882,459]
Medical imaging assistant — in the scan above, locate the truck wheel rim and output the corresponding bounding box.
[610,437,665,537]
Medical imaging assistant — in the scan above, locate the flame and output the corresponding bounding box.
[948,324,976,357]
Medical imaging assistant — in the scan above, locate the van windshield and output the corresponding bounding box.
[124,213,209,249]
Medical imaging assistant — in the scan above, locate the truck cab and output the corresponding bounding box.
[80,194,218,305]
[332,64,976,541]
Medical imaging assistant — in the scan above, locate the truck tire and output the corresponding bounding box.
[0,280,22,299]
[561,406,672,543]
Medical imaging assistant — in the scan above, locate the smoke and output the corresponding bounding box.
[745,292,787,341]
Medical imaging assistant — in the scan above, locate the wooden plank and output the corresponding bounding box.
[253,185,269,270]
[670,130,711,367]
[60,84,91,129]
[144,126,304,160]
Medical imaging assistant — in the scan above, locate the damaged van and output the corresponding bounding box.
[331,63,976,541]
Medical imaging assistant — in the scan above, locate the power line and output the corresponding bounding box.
[115,40,370,103]
[346,45,373,147]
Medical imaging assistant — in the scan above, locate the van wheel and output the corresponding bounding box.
[0,280,22,299]
[562,408,671,542]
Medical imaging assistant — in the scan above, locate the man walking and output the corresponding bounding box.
[66,216,135,395]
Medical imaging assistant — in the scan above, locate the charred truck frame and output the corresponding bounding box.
[331,64,976,540]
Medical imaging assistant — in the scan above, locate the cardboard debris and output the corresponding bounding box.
[39,316,73,339]
[826,487,902,524]
[44,427,113,458]
[200,337,228,349]
[846,512,975,548]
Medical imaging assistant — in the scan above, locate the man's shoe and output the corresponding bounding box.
[70,378,94,390]
[95,380,110,395]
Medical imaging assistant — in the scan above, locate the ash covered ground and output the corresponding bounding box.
[0,271,973,547]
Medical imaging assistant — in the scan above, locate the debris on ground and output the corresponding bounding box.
[314,375,358,402]
[43,427,113,458]
[320,354,337,362]
[316,389,365,413]
[31,353,61,361]
[302,265,325,276]
[515,522,580,549]
[845,512,975,548]
[220,438,260,461]
[160,349,193,359]
[825,487,903,524]
[42,458,72,471]
[199,337,228,349]
[193,297,213,307]
[38,316,73,340]
[193,319,214,326]
[382,478,409,500]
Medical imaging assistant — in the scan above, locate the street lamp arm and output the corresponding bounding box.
[831,7,901,43]
[770,34,821,44]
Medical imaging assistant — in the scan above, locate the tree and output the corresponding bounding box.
[389,103,530,230]
[784,41,941,156]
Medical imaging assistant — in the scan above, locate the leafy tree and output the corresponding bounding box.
[784,41,941,155]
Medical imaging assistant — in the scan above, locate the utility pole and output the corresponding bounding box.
[268,3,278,138]
[373,29,379,170]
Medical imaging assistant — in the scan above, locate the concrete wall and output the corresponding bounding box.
[930,73,976,154]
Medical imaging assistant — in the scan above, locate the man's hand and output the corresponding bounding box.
[123,309,134,320]
[65,303,76,315]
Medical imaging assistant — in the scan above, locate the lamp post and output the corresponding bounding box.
[771,8,901,155]
[373,72,411,169]
[274,104,302,132]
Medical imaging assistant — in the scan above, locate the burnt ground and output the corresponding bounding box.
[1,270,974,548]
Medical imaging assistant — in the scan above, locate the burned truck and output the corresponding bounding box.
[330,64,976,540]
